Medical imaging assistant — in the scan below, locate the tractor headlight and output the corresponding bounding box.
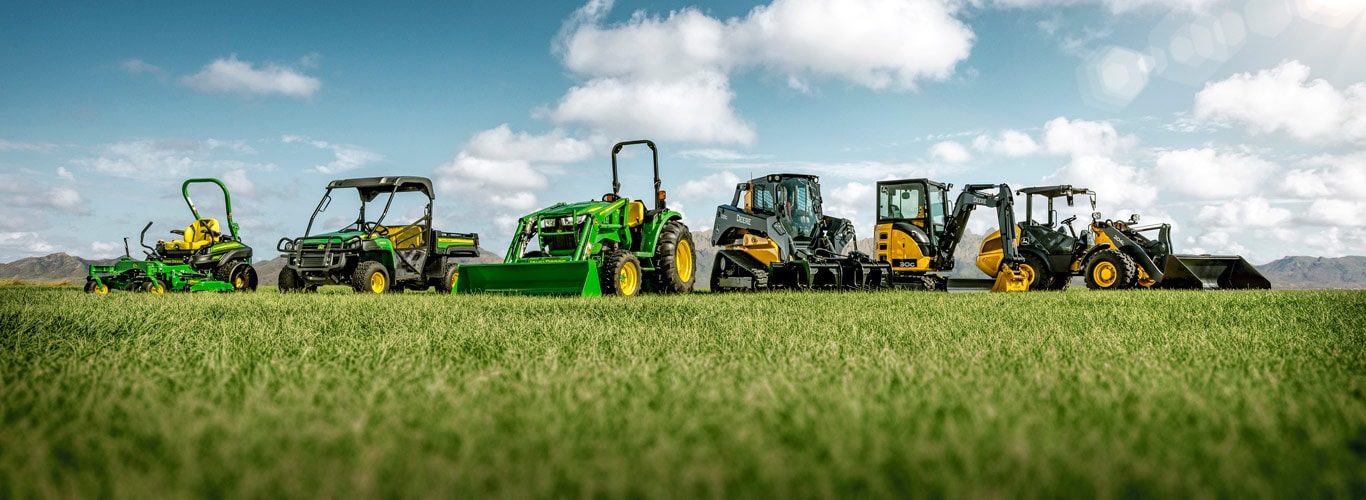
[540,218,555,229]
[575,214,589,225]
[559,216,573,226]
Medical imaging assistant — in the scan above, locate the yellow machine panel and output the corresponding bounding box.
[875,222,932,272]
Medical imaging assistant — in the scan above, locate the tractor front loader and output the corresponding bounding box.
[456,140,696,296]
[86,178,258,294]
[977,185,1271,290]
[709,173,890,292]
[277,176,481,293]
[873,179,1028,292]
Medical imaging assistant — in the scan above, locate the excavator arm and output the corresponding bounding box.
[939,184,1027,291]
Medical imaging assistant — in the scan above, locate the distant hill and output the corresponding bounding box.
[1255,256,1366,290]
[3,249,1363,290]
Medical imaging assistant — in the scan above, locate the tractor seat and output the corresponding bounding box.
[163,218,221,252]
[626,201,645,228]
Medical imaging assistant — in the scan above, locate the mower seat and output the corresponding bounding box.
[164,218,221,252]
[626,201,645,228]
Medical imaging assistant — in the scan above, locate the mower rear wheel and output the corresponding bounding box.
[218,261,258,292]
[1085,249,1137,290]
[601,250,642,297]
[353,261,390,294]
[278,268,302,292]
[651,220,695,293]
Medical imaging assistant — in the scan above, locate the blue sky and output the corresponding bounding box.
[2,0,1364,264]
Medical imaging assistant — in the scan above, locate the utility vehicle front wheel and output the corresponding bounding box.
[353,261,390,294]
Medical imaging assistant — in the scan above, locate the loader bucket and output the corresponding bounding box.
[455,261,603,296]
[1157,254,1271,290]
[991,267,1030,292]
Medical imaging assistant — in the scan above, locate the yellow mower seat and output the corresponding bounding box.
[164,218,220,251]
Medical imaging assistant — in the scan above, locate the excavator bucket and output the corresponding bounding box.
[990,266,1030,292]
[1157,254,1271,290]
[455,261,603,296]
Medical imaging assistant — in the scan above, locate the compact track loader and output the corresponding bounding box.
[873,179,1028,292]
[709,173,889,291]
[977,185,1271,290]
[456,140,695,296]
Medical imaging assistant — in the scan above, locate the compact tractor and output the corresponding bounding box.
[85,178,258,294]
[872,179,1028,292]
[456,140,696,296]
[976,185,1271,290]
[710,173,889,291]
[276,176,481,293]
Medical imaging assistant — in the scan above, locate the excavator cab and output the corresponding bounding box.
[874,179,951,274]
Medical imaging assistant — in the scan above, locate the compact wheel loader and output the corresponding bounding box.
[85,178,258,294]
[873,179,1028,292]
[977,185,1271,290]
[710,173,889,291]
[276,176,481,293]
[456,140,695,296]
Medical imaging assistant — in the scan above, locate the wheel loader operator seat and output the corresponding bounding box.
[163,218,221,252]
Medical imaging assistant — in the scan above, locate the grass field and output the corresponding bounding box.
[1,286,1363,498]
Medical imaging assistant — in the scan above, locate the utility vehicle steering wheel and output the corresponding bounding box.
[362,221,388,236]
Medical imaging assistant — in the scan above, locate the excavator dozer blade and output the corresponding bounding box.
[455,261,603,296]
[990,267,1030,292]
[1157,254,1271,290]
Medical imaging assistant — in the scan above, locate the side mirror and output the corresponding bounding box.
[320,194,332,213]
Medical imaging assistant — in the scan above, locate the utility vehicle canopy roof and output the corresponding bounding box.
[327,176,434,201]
[1017,185,1095,197]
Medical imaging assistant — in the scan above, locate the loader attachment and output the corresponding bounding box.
[1157,254,1271,290]
[990,266,1030,292]
[455,261,603,296]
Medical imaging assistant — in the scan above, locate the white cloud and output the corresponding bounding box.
[220,169,255,196]
[962,0,1225,13]
[823,181,876,234]
[1303,199,1366,226]
[1281,152,1366,199]
[181,55,321,99]
[464,125,594,164]
[929,141,972,163]
[120,59,167,77]
[56,167,74,180]
[676,149,770,161]
[1042,155,1155,210]
[547,72,756,145]
[282,135,384,174]
[972,130,1039,156]
[1152,148,1277,199]
[677,171,742,205]
[89,241,125,258]
[0,139,56,153]
[558,6,730,80]
[1042,117,1135,157]
[1194,197,1293,228]
[1302,227,1366,257]
[0,232,59,257]
[1193,60,1366,143]
[432,127,598,213]
[72,138,276,180]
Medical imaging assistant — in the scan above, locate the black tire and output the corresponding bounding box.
[436,262,460,293]
[1048,273,1072,291]
[650,220,696,293]
[352,261,390,294]
[278,268,302,293]
[217,262,258,292]
[140,280,167,294]
[600,250,642,297]
[709,253,727,293]
[1084,249,1137,290]
[1020,254,1054,291]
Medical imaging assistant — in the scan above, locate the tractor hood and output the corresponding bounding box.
[522,199,625,222]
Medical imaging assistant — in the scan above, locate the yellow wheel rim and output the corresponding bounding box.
[619,260,640,296]
[369,272,386,293]
[234,275,245,289]
[1018,263,1037,286]
[676,239,693,282]
[1093,262,1117,288]
[95,284,109,295]
[450,268,459,287]
[149,283,165,295]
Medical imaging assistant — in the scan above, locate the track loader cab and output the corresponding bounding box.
[710,173,888,291]
[874,179,1027,291]
[277,176,480,293]
[456,140,696,297]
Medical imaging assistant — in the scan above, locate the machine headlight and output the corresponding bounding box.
[1092,211,1103,221]
[559,216,573,226]
[575,214,589,224]
[540,218,555,229]
[1129,213,1141,223]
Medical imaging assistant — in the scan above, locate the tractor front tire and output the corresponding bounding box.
[1085,249,1137,290]
[353,261,390,294]
[601,250,642,297]
[278,268,302,292]
[651,220,696,294]
[436,263,460,293]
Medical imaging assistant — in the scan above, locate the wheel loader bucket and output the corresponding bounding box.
[454,261,604,296]
[1157,254,1271,290]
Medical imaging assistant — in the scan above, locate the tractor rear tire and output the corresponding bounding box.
[436,263,459,293]
[651,220,696,293]
[353,261,390,294]
[1085,249,1137,290]
[1020,254,1053,291]
[278,268,302,292]
[601,250,642,297]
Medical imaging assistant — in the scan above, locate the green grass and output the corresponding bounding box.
[1,287,1363,498]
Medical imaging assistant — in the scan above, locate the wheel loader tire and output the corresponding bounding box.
[436,263,459,293]
[353,261,390,294]
[278,268,302,292]
[1085,249,1137,290]
[651,220,695,293]
[1020,254,1053,291]
[1048,273,1071,291]
[600,250,642,297]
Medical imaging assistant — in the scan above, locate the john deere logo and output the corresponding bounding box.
[316,244,324,249]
